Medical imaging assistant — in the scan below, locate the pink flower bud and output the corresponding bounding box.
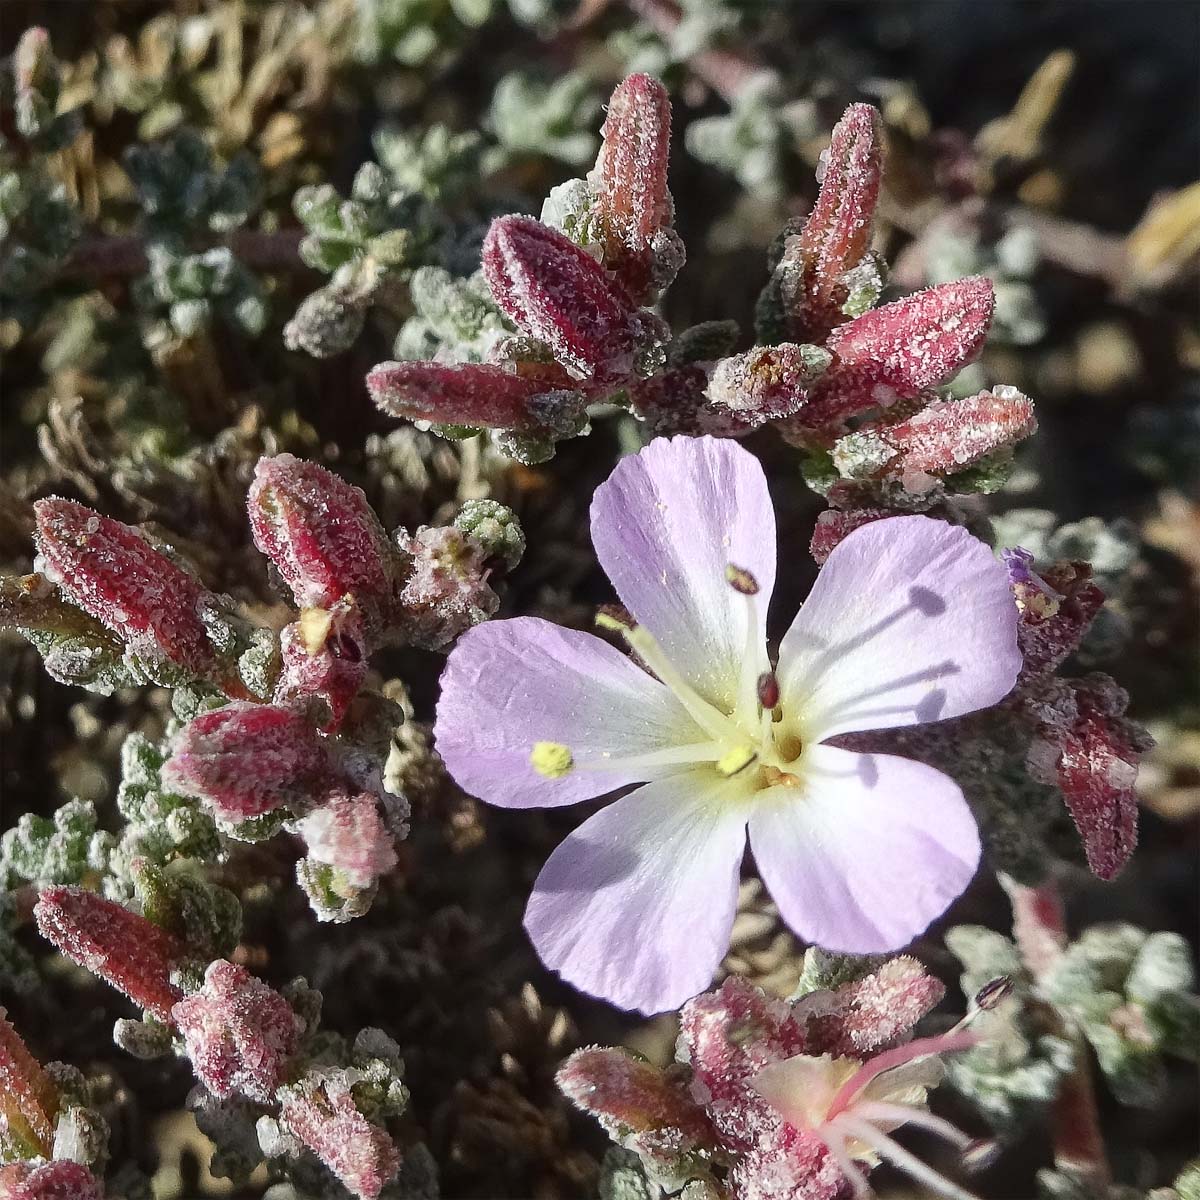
[592,73,681,301]
[877,386,1037,477]
[784,277,995,439]
[395,525,500,650]
[776,103,884,342]
[273,614,367,734]
[279,1072,401,1200]
[0,1011,58,1159]
[0,1161,104,1200]
[482,215,656,381]
[32,498,235,692]
[630,364,754,437]
[34,886,183,1022]
[162,701,333,822]
[557,1048,717,1149]
[297,792,398,892]
[247,455,401,640]
[172,960,302,1103]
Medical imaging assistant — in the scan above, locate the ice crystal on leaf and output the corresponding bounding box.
[436,435,1021,1013]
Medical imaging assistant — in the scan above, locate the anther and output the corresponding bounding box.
[725,563,759,595]
[973,976,1013,1011]
[716,745,757,776]
[757,670,780,710]
[530,741,574,778]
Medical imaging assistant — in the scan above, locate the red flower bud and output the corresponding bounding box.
[162,700,333,822]
[592,73,681,301]
[273,614,367,733]
[774,103,884,342]
[247,455,401,640]
[367,360,552,430]
[0,1010,58,1159]
[0,1161,104,1200]
[482,215,656,381]
[808,508,892,564]
[34,886,183,1022]
[279,1073,401,1200]
[32,498,234,691]
[172,959,302,1103]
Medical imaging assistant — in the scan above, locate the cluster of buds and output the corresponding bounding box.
[368,79,1037,499]
[368,73,680,463]
[6,453,523,920]
[560,956,1005,1200]
[29,888,406,1199]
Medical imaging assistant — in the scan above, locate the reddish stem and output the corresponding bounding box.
[1002,874,1111,1187]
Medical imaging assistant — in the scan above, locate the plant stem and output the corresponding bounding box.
[1001,873,1111,1189]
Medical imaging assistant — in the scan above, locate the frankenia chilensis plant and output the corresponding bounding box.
[435,435,1020,1013]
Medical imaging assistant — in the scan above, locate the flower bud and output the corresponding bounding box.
[591,73,681,301]
[0,1010,58,1159]
[172,960,302,1103]
[162,701,333,822]
[297,791,398,893]
[0,1161,104,1200]
[482,215,656,381]
[367,360,553,430]
[247,455,401,640]
[33,498,234,691]
[34,886,183,1022]
[272,613,367,733]
[706,343,832,427]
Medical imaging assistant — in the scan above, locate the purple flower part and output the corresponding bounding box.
[590,436,776,711]
[1000,546,1037,586]
[436,616,697,810]
[436,437,1020,1013]
[524,770,751,1015]
[776,515,1022,741]
[747,744,980,953]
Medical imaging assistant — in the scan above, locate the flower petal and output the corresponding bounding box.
[524,771,751,1013]
[435,616,699,809]
[590,435,776,711]
[778,515,1019,740]
[748,744,980,953]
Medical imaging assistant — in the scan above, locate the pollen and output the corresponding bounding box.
[530,741,575,778]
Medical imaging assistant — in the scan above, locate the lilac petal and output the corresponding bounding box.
[590,436,776,711]
[748,743,980,953]
[524,771,752,1014]
[778,515,1020,740]
[435,616,699,809]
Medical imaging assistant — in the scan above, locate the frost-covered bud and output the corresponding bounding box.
[272,614,367,734]
[248,455,402,642]
[706,343,833,427]
[590,73,682,301]
[32,499,237,692]
[1028,676,1153,881]
[297,792,398,895]
[0,1161,104,1200]
[131,860,241,960]
[34,886,183,1022]
[162,701,333,823]
[278,1070,402,1200]
[395,525,500,650]
[0,1011,58,1160]
[785,277,996,440]
[762,103,884,343]
[172,960,303,1104]
[367,360,559,430]
[453,500,525,572]
[482,215,661,381]
[557,1048,717,1162]
[808,508,892,564]
[630,364,755,438]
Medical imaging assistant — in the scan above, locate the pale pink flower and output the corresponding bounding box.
[435,436,1020,1013]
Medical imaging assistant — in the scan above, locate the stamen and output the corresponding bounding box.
[820,1133,872,1199]
[596,613,734,743]
[757,671,780,710]
[725,564,760,594]
[728,565,766,728]
[832,1116,983,1200]
[854,1102,973,1151]
[973,976,1014,1011]
[827,1031,978,1119]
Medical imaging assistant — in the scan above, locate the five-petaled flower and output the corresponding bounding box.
[435,436,1020,1013]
